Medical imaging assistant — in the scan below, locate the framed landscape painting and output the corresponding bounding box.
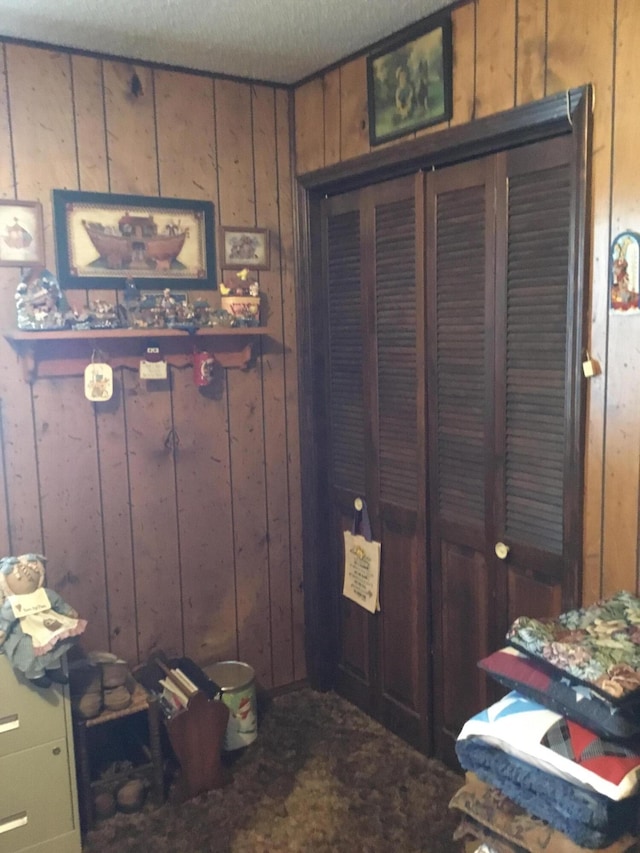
[52,189,216,289]
[367,14,452,146]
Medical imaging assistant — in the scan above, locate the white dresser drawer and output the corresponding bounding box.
[0,659,66,758]
[0,739,76,853]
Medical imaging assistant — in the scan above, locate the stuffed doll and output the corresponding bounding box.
[0,554,87,687]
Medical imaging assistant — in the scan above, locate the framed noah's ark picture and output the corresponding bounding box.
[52,189,217,289]
[367,13,452,146]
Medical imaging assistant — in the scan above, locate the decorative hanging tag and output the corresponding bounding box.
[140,346,167,380]
[342,497,381,614]
[84,360,113,401]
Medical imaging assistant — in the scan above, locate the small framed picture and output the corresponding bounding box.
[610,231,640,313]
[0,200,45,267]
[367,13,452,146]
[220,226,270,270]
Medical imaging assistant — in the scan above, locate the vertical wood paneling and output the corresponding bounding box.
[71,55,137,659]
[450,2,476,127]
[340,57,369,161]
[94,390,138,659]
[32,381,109,651]
[605,0,640,595]
[105,61,181,661]
[7,47,75,267]
[103,63,157,195]
[516,0,547,105]
[275,88,306,681]
[295,77,324,174]
[253,85,294,686]
[5,46,77,570]
[0,45,14,199]
[0,47,33,558]
[216,78,271,685]
[72,56,108,193]
[546,0,615,601]
[155,69,237,665]
[324,68,341,167]
[475,0,517,118]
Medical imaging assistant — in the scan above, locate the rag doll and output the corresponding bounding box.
[0,553,87,687]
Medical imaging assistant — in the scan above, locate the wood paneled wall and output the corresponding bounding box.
[295,0,639,605]
[0,43,305,690]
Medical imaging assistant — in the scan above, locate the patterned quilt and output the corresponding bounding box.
[507,591,640,704]
[457,691,640,801]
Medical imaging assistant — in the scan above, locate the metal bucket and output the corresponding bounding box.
[204,660,257,751]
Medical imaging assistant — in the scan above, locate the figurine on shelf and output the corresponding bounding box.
[0,554,87,688]
[15,268,71,330]
[220,268,261,327]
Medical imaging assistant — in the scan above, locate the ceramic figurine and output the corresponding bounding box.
[0,554,87,687]
[15,268,70,330]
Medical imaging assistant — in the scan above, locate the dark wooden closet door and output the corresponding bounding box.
[426,155,497,762]
[321,175,428,748]
[427,134,584,765]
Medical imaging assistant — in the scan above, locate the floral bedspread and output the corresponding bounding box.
[507,591,640,703]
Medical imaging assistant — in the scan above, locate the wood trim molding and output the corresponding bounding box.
[299,86,591,193]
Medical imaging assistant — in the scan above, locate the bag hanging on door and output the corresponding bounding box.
[342,498,381,614]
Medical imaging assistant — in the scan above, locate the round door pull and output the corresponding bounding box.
[495,542,510,560]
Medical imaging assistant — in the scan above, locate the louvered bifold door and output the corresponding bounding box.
[493,135,578,625]
[426,156,496,763]
[368,177,426,747]
[321,190,372,709]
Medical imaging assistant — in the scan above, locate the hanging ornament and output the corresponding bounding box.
[84,351,113,401]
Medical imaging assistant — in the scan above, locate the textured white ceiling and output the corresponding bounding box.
[0,0,450,84]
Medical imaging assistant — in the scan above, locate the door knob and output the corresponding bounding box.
[495,541,510,560]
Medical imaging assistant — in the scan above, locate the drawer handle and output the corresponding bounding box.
[0,713,19,734]
[0,811,27,835]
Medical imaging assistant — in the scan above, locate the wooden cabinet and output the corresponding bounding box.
[73,682,164,832]
[0,656,81,853]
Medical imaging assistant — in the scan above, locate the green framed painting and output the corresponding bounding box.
[367,14,452,146]
[52,189,216,289]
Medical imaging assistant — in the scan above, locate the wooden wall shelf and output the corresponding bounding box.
[4,327,268,382]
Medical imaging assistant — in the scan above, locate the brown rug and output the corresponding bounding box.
[82,687,463,853]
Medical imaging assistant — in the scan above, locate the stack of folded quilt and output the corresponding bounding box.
[452,590,640,850]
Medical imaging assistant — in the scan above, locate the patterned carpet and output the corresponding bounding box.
[82,687,463,853]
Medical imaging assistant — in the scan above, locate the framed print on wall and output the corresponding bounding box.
[610,231,640,313]
[0,200,45,267]
[367,13,452,146]
[52,189,217,289]
[220,226,270,270]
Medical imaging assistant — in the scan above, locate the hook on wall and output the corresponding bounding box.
[130,72,144,98]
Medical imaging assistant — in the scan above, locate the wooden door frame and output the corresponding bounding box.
[296,85,592,694]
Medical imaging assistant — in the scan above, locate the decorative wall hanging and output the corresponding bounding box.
[220,226,270,270]
[0,199,45,267]
[52,190,216,289]
[610,231,640,313]
[342,498,381,614]
[366,13,452,146]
